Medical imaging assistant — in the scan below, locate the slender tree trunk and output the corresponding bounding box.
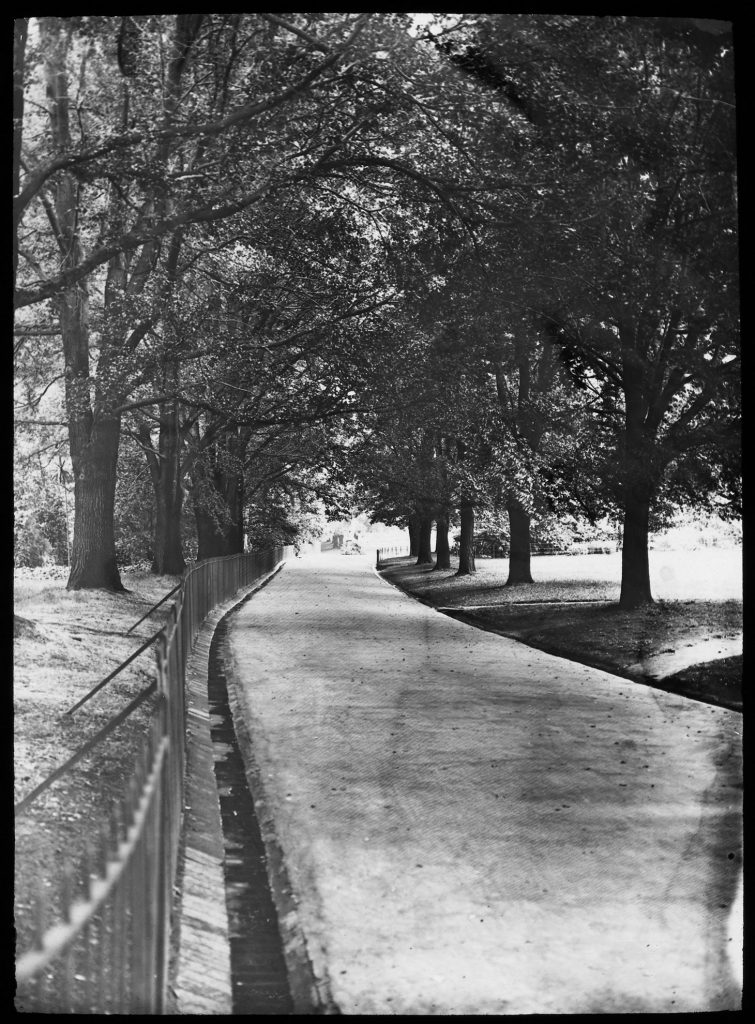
[408,514,420,557]
[13,18,28,287]
[147,398,186,575]
[416,516,434,565]
[456,502,476,576]
[619,487,654,608]
[229,472,245,553]
[432,434,451,571]
[434,514,451,570]
[506,498,534,585]
[140,18,205,572]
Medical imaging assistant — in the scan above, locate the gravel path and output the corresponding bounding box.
[224,551,742,1014]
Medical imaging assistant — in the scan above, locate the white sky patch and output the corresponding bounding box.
[408,13,435,34]
[408,13,466,37]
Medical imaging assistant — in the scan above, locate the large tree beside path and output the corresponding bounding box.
[14,13,463,587]
[16,11,543,589]
[433,13,739,607]
[14,15,739,599]
[533,18,739,607]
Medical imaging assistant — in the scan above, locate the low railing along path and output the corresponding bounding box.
[221,549,742,1015]
[15,548,292,1014]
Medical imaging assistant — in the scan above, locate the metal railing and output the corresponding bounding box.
[375,546,410,568]
[15,547,291,1014]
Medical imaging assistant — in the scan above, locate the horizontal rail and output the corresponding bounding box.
[15,684,158,817]
[16,546,294,1012]
[16,736,169,981]
[62,628,163,717]
[126,582,182,634]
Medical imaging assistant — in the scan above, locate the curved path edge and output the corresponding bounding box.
[221,584,339,1015]
[377,565,742,713]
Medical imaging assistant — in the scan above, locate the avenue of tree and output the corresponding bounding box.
[14,14,739,608]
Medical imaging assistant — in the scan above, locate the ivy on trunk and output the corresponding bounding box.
[192,462,245,561]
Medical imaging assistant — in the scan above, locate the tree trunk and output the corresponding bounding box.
[194,505,237,559]
[67,414,125,590]
[434,514,451,570]
[59,282,125,591]
[42,20,125,592]
[456,502,476,576]
[138,17,203,572]
[416,516,434,565]
[59,279,125,592]
[408,514,420,557]
[151,479,185,574]
[13,18,28,287]
[146,399,186,576]
[619,488,654,608]
[230,472,245,553]
[506,498,534,584]
[193,467,244,561]
[619,326,656,608]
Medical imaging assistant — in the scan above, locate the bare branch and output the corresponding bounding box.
[257,13,330,53]
[115,393,176,415]
[14,419,68,427]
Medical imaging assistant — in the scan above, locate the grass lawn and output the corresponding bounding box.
[14,567,181,953]
[380,547,742,713]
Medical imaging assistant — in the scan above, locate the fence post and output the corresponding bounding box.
[15,548,292,1013]
[153,741,168,1014]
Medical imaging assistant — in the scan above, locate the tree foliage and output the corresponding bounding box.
[14,15,739,604]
